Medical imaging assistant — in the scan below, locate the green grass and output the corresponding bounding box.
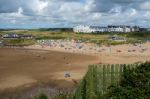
[0,30,150,46]
[3,39,36,46]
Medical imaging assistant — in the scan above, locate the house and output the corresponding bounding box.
[19,34,33,39]
[2,33,33,39]
[2,33,20,39]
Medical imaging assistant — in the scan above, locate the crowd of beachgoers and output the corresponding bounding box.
[25,39,150,56]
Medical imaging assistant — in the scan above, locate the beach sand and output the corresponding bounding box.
[25,42,150,64]
[0,42,150,98]
[0,48,98,98]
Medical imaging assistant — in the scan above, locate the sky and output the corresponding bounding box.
[0,0,150,29]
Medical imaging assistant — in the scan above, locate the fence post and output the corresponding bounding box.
[111,64,115,85]
[115,64,119,84]
[102,65,106,98]
[119,64,123,81]
[97,64,103,98]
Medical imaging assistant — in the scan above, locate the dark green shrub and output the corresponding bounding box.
[106,62,150,99]
[35,93,48,99]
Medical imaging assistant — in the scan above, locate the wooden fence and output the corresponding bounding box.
[73,64,138,99]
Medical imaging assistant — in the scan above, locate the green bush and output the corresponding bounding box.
[34,93,48,99]
[106,62,150,99]
[3,39,35,46]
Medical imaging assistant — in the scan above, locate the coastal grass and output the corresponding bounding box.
[0,30,150,46]
[3,39,36,46]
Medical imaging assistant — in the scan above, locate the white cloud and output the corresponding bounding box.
[0,0,150,28]
[141,1,150,10]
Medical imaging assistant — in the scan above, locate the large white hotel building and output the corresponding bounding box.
[73,25,140,33]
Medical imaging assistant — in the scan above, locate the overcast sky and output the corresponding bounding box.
[0,0,150,28]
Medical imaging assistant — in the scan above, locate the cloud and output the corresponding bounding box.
[0,0,21,13]
[140,1,150,10]
[0,0,150,28]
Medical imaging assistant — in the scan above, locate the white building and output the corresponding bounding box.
[147,28,150,31]
[124,26,131,32]
[90,26,108,32]
[131,26,140,32]
[73,25,107,33]
[108,26,132,33]
[73,25,140,33]
[108,26,124,32]
[73,25,91,33]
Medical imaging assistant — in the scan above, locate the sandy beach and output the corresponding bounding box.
[0,41,150,98]
[0,48,98,98]
[25,40,150,64]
